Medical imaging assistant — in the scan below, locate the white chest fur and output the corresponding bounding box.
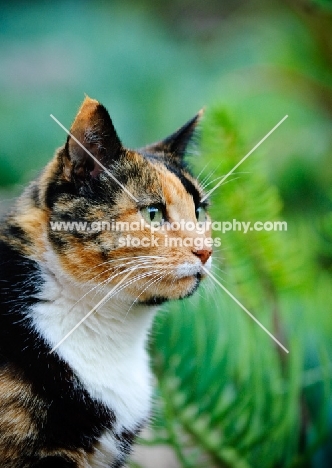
[30,265,157,438]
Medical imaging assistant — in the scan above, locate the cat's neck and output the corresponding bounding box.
[30,249,158,431]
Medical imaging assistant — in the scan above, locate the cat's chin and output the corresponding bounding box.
[139,296,170,306]
[138,272,201,305]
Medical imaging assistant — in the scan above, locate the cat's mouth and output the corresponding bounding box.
[114,256,212,306]
[138,266,206,306]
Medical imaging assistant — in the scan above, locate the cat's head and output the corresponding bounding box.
[39,97,212,304]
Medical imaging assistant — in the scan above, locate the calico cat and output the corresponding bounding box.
[0,97,212,468]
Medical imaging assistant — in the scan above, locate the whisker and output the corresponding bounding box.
[97,269,166,303]
[96,270,168,321]
[196,160,214,180]
[93,264,164,297]
[69,263,163,312]
[123,272,167,320]
[75,255,168,281]
[201,175,241,190]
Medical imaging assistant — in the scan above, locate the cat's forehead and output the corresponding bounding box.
[114,149,203,210]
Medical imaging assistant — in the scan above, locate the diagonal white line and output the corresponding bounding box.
[202,266,289,353]
[49,270,133,354]
[50,114,138,203]
[201,115,288,202]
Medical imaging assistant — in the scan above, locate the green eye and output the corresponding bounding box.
[195,206,207,222]
[141,205,165,225]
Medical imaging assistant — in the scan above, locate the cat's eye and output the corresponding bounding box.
[141,205,165,225]
[195,206,207,223]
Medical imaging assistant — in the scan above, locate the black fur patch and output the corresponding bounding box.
[141,295,169,306]
[0,240,117,456]
[2,222,31,245]
[32,456,76,468]
[164,163,201,208]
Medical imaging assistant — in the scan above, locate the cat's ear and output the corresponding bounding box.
[140,109,204,161]
[62,96,122,182]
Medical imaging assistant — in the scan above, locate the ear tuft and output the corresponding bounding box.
[140,109,204,161]
[63,96,122,183]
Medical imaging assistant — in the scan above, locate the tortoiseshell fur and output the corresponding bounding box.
[0,97,212,467]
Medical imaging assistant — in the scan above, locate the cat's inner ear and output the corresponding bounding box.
[63,96,122,182]
[139,109,204,160]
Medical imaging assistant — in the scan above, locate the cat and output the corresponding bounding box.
[0,96,212,468]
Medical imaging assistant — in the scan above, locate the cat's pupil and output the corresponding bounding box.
[195,206,206,222]
[149,207,157,221]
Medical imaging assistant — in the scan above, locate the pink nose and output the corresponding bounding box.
[193,249,212,264]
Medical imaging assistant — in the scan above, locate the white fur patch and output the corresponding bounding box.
[29,250,157,464]
[175,260,201,278]
[205,255,212,270]
[175,256,212,278]
[31,279,155,426]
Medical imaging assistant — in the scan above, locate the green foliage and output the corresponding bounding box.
[134,110,332,467]
[199,110,308,304]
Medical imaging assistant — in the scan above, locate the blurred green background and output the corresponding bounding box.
[1,0,331,467]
